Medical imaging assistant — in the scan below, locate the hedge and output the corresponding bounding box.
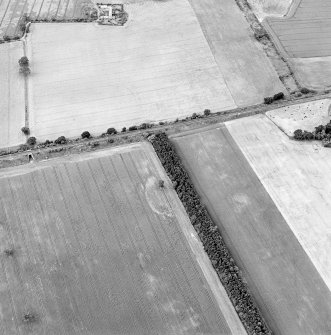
[148,132,272,335]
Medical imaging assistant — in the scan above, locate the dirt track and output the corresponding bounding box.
[171,125,331,335]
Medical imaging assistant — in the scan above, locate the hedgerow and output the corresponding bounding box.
[148,132,272,335]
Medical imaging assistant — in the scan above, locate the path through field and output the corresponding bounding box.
[171,126,331,335]
[0,142,246,334]
[0,41,25,149]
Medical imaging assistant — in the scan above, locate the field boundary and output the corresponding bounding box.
[234,0,300,92]
[148,132,272,335]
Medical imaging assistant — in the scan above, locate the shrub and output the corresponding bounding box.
[293,129,303,140]
[302,131,314,140]
[300,87,310,94]
[4,248,14,256]
[81,131,91,139]
[27,136,36,146]
[128,126,138,131]
[55,136,67,144]
[23,313,37,324]
[273,92,285,101]
[139,123,152,130]
[3,35,10,41]
[204,109,211,116]
[191,113,198,119]
[18,56,29,67]
[158,180,165,188]
[264,97,274,104]
[315,125,325,133]
[21,126,30,135]
[121,127,126,132]
[19,66,31,76]
[325,123,331,134]
[107,127,117,135]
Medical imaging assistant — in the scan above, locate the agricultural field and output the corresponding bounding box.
[247,0,293,21]
[171,123,331,334]
[266,99,331,136]
[262,0,331,89]
[0,142,246,334]
[188,0,285,107]
[0,41,25,149]
[0,0,93,38]
[26,0,238,142]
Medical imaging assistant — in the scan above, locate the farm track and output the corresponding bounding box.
[0,143,244,334]
[171,125,331,334]
[264,0,331,58]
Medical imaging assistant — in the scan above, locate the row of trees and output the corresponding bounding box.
[294,122,331,146]
[148,132,271,335]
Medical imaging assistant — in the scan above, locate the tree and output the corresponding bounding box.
[27,136,36,146]
[293,129,303,140]
[81,131,91,139]
[18,56,29,67]
[21,126,30,135]
[107,127,117,135]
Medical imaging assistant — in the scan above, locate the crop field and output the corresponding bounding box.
[26,0,238,142]
[266,99,331,136]
[247,0,293,21]
[0,41,25,149]
[227,114,331,293]
[264,0,331,58]
[0,0,92,38]
[171,125,331,334]
[188,0,285,107]
[0,142,246,334]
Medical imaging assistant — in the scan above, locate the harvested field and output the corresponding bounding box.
[0,142,246,334]
[291,57,331,89]
[0,41,25,149]
[264,0,331,58]
[0,0,93,38]
[247,0,293,21]
[171,126,331,334]
[226,114,331,294]
[188,0,285,107]
[27,0,237,141]
[266,99,331,136]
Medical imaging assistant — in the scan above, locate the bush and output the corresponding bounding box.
[264,97,274,104]
[139,123,152,130]
[300,87,310,94]
[325,123,331,134]
[19,66,31,76]
[18,56,29,67]
[81,131,91,139]
[3,35,10,41]
[204,109,211,116]
[21,126,30,135]
[121,127,127,133]
[148,133,271,335]
[158,180,165,188]
[191,113,198,119]
[273,92,285,101]
[55,136,67,144]
[107,127,117,135]
[27,136,36,146]
[128,126,137,131]
[293,129,303,140]
[302,131,314,140]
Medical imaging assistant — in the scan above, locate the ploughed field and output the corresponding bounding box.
[0,0,92,38]
[0,142,246,334]
[264,0,331,58]
[171,119,331,334]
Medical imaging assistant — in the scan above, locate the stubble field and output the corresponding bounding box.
[0,41,25,149]
[0,142,245,334]
[26,0,238,141]
[171,124,331,334]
